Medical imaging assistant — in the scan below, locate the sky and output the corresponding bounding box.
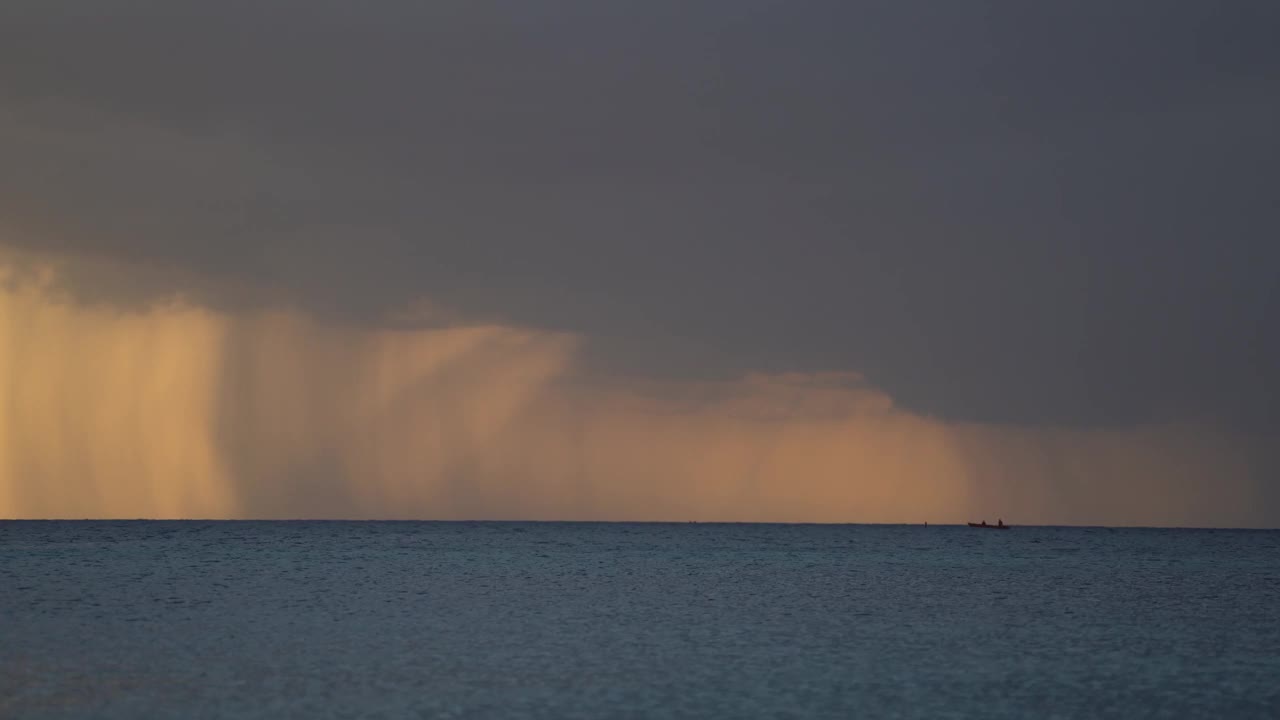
[2,1,1278,523]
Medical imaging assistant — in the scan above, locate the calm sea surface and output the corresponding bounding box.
[2,522,1278,719]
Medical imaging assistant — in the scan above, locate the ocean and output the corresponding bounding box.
[2,521,1277,718]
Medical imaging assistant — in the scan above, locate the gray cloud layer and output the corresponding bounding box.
[3,1,1278,426]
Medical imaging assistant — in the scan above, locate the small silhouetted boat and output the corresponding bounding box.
[967,521,1010,530]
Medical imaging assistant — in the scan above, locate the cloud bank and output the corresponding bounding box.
[2,253,1273,525]
[2,2,1278,427]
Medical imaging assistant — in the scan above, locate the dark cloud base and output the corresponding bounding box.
[2,1,1278,427]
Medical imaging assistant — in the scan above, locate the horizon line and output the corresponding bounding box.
[3,518,1277,531]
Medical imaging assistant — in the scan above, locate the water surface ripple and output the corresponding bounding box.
[2,522,1278,718]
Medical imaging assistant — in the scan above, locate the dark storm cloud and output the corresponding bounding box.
[2,0,1278,426]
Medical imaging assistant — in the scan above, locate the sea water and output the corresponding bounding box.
[2,521,1278,719]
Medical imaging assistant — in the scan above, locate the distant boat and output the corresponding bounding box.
[967,521,1010,530]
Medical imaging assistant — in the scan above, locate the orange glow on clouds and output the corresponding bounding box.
[0,254,1271,525]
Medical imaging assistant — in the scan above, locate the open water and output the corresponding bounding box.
[2,521,1278,719]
